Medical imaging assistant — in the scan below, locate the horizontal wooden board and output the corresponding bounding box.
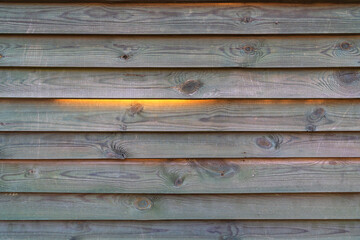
[1,220,360,239]
[1,99,360,132]
[1,3,360,34]
[0,36,359,68]
[0,132,360,159]
[1,159,360,193]
[1,193,360,220]
[1,68,360,99]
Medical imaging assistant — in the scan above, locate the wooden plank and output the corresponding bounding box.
[1,159,360,193]
[1,68,360,99]
[1,220,360,240]
[1,99,360,132]
[1,193,360,220]
[1,3,360,34]
[0,36,359,68]
[0,132,360,159]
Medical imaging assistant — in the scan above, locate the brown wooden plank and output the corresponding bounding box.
[0,132,360,159]
[1,220,360,239]
[0,3,359,34]
[0,36,359,68]
[1,68,359,99]
[1,99,360,132]
[1,193,360,220]
[1,159,360,193]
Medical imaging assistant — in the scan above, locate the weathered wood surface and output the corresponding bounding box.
[1,159,360,193]
[1,193,360,220]
[1,99,360,132]
[1,68,360,99]
[1,220,360,240]
[1,132,360,159]
[0,36,360,68]
[1,3,360,34]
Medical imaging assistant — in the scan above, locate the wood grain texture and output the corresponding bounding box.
[1,99,360,132]
[1,220,360,239]
[1,159,360,193]
[1,193,360,220]
[1,68,360,99]
[1,3,360,34]
[0,36,360,68]
[1,132,360,159]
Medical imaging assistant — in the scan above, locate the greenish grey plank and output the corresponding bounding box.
[1,68,359,99]
[0,36,359,68]
[1,3,359,34]
[1,159,360,193]
[1,220,360,240]
[0,99,360,132]
[0,193,359,220]
[0,132,360,159]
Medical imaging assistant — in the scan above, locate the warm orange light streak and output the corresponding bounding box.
[53,99,218,108]
[52,99,342,108]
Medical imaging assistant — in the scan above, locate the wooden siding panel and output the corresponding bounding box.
[0,36,359,68]
[0,99,359,132]
[1,159,360,193]
[1,68,359,99]
[0,132,360,159]
[1,193,360,220]
[1,3,360,34]
[1,220,360,239]
[1,0,359,3]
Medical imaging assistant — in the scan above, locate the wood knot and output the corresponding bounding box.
[256,137,273,149]
[335,71,359,85]
[109,142,127,159]
[240,16,253,24]
[307,108,326,123]
[177,79,203,95]
[128,103,143,116]
[120,54,130,60]
[241,46,255,54]
[24,168,39,178]
[305,124,316,132]
[134,197,152,211]
[329,160,337,165]
[339,42,352,51]
[174,177,184,187]
[193,159,238,178]
[255,135,282,150]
